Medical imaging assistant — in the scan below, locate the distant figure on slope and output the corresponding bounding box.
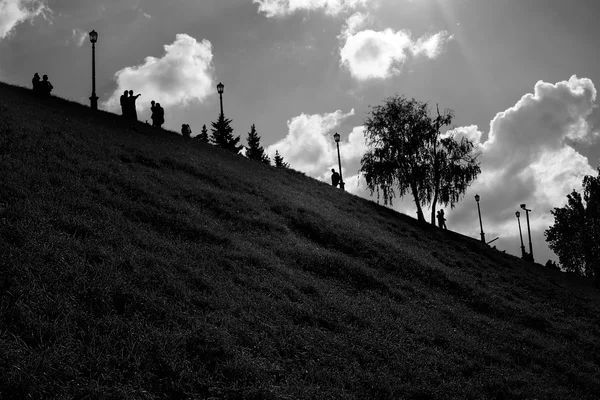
[150,101,158,127]
[128,90,141,121]
[154,103,164,128]
[331,168,340,188]
[181,124,192,138]
[437,210,447,230]
[32,73,41,94]
[40,75,53,96]
[120,91,129,117]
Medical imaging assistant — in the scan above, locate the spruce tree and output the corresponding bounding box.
[245,124,271,165]
[273,150,289,168]
[196,124,209,142]
[210,113,243,153]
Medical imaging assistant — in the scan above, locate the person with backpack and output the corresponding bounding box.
[40,75,53,96]
[331,168,340,188]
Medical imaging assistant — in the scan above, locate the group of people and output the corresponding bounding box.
[31,73,53,96]
[119,90,142,120]
[29,74,179,133]
[119,90,142,121]
[150,100,165,128]
[118,92,166,129]
[181,124,192,138]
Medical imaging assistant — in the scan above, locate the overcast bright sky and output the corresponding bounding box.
[2,0,600,265]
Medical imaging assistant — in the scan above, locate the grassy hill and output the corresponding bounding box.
[1,81,600,399]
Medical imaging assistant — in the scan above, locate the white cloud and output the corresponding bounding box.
[0,0,49,40]
[339,28,451,80]
[411,31,453,59]
[266,109,365,177]
[254,0,370,17]
[445,75,598,262]
[103,34,214,113]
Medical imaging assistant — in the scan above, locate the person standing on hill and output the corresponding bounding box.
[40,75,53,96]
[32,73,40,94]
[120,91,129,117]
[150,101,157,127]
[181,124,192,138]
[155,103,164,128]
[437,210,447,230]
[331,168,340,188]
[128,90,141,121]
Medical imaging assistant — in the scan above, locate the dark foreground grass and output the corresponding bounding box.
[1,81,600,399]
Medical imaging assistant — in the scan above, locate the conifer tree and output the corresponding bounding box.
[196,124,209,142]
[273,150,289,168]
[210,113,243,153]
[245,124,270,165]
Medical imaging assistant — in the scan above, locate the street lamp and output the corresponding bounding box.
[333,132,345,191]
[520,204,534,262]
[89,30,99,110]
[515,211,526,259]
[474,194,485,243]
[217,82,224,115]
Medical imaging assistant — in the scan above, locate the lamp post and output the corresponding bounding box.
[217,82,224,115]
[515,211,526,259]
[89,30,98,110]
[333,132,345,191]
[474,194,485,243]
[520,204,534,262]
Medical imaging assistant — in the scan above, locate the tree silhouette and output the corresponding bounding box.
[245,124,270,165]
[360,95,480,223]
[273,150,289,168]
[210,113,242,153]
[196,124,209,142]
[545,167,600,286]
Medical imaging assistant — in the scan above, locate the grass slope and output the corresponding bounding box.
[1,82,600,399]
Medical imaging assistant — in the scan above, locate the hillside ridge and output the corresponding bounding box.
[1,81,600,399]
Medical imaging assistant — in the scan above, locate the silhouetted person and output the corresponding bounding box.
[150,100,158,127]
[32,73,40,94]
[181,124,191,138]
[154,103,164,128]
[437,210,447,230]
[40,75,53,97]
[119,91,129,117]
[128,90,141,121]
[331,168,340,187]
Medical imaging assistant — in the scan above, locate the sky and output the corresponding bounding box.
[2,0,600,266]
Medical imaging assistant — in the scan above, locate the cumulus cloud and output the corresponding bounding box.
[266,109,367,177]
[0,0,49,40]
[445,75,598,262]
[103,34,214,113]
[339,28,451,80]
[254,0,370,17]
